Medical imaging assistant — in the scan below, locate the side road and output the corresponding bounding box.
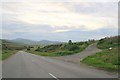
[53,43,102,64]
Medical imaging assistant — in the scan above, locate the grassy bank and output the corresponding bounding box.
[1,50,18,60]
[28,49,81,57]
[81,48,118,71]
[27,47,87,57]
[81,36,119,71]
[27,41,93,57]
[1,39,27,60]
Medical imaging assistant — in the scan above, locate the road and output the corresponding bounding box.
[2,51,117,78]
[53,43,102,64]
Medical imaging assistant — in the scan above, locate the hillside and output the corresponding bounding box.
[38,40,62,46]
[1,39,27,60]
[11,38,37,45]
[27,40,95,56]
[1,38,62,60]
[97,36,119,49]
[2,39,26,50]
[11,38,62,46]
[82,36,119,71]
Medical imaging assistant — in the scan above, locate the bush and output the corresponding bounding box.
[27,48,30,50]
[68,44,79,51]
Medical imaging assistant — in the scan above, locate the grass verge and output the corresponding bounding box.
[27,50,76,57]
[1,50,18,60]
[27,43,89,57]
[81,48,119,71]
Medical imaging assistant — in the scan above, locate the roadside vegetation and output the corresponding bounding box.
[2,50,18,60]
[1,40,26,60]
[97,36,119,49]
[81,36,119,71]
[27,40,95,56]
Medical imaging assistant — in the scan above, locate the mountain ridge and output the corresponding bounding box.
[9,38,62,46]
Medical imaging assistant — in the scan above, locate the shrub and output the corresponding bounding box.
[68,44,79,51]
[27,48,30,50]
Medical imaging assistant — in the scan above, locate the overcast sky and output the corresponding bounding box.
[1,0,118,42]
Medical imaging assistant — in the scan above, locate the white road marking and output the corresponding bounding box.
[49,73,59,80]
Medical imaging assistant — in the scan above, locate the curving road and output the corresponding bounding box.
[2,50,117,78]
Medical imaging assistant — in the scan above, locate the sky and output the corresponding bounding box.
[0,0,118,42]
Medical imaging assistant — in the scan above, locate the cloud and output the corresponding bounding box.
[1,0,119,2]
[2,2,117,32]
[53,29,70,33]
[66,2,118,17]
[1,1,118,41]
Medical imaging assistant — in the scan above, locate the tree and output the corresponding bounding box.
[68,40,72,45]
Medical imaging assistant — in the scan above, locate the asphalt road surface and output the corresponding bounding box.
[2,51,117,78]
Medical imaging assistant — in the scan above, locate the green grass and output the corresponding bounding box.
[28,49,75,57]
[27,42,90,57]
[1,39,27,60]
[97,36,119,49]
[81,36,119,71]
[0,53,2,60]
[1,50,18,60]
[81,48,119,71]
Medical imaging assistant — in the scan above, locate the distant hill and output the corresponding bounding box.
[11,38,37,45]
[2,39,26,50]
[38,40,62,46]
[10,38,62,46]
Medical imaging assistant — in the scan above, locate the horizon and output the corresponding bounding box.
[1,35,118,42]
[1,1,118,42]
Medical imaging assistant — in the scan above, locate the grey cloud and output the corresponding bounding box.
[65,2,117,17]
